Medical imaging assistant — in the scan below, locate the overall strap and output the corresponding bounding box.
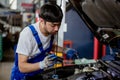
[29,25,44,53]
[29,25,54,55]
[45,35,54,52]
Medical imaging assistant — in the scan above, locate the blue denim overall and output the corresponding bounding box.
[11,25,54,80]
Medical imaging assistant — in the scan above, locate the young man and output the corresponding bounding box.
[11,3,77,80]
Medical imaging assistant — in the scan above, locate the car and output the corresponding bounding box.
[29,0,120,80]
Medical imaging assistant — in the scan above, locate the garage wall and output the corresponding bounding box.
[64,8,94,59]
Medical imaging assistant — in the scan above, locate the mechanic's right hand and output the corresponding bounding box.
[39,54,57,69]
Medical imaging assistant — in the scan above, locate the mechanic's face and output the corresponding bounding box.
[43,20,61,35]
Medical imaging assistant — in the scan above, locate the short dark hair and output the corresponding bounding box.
[39,3,63,22]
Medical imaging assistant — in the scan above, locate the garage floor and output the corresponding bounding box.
[0,48,14,80]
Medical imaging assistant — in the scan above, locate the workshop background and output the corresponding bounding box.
[0,0,117,80]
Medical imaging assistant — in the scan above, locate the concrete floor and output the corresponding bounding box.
[0,48,14,80]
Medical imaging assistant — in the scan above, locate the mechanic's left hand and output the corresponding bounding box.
[64,48,78,59]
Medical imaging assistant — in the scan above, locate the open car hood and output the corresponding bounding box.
[69,0,120,45]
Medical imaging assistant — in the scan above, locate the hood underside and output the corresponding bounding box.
[69,0,120,46]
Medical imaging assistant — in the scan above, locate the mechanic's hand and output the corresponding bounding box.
[64,48,77,59]
[39,54,57,69]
